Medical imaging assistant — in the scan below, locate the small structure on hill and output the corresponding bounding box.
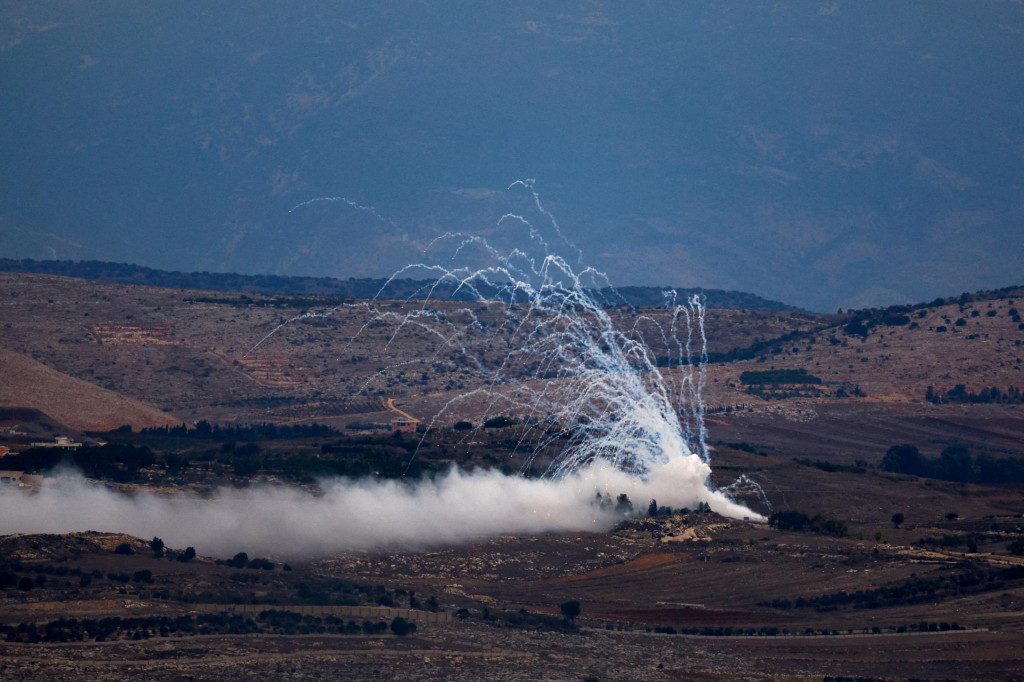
[384,398,421,433]
[390,418,419,434]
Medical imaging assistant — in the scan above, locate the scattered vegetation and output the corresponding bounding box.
[768,510,848,537]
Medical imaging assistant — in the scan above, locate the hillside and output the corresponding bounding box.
[0,271,1021,468]
[701,288,1024,462]
[0,272,819,426]
[0,346,178,433]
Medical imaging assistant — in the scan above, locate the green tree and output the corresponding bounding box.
[560,600,581,624]
[891,513,905,528]
[881,444,924,476]
[648,499,658,517]
[939,445,973,482]
[149,537,164,558]
[483,415,518,428]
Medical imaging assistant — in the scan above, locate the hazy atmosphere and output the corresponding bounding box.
[2,1,1022,310]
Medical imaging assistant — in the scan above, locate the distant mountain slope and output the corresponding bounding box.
[1,3,1022,311]
[0,259,801,311]
[0,346,179,432]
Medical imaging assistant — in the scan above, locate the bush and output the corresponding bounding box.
[483,416,518,428]
[114,542,135,556]
[390,616,416,636]
[228,552,249,568]
[769,510,847,537]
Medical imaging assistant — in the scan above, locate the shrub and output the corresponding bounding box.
[390,616,415,636]
[559,600,581,623]
[483,416,518,428]
[1010,536,1024,556]
[228,552,249,568]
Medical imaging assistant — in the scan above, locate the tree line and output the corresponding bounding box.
[0,258,801,310]
[135,420,345,441]
[882,444,1024,484]
[0,611,417,644]
[926,384,1024,405]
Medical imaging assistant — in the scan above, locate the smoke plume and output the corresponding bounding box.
[0,458,761,558]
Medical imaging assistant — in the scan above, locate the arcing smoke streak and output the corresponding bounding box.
[288,196,398,228]
[507,179,584,265]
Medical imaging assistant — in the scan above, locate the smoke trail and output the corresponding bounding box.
[288,195,398,228]
[0,460,761,558]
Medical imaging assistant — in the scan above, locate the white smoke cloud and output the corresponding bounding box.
[0,458,762,558]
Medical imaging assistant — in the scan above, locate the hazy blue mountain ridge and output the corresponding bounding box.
[1,1,1021,311]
